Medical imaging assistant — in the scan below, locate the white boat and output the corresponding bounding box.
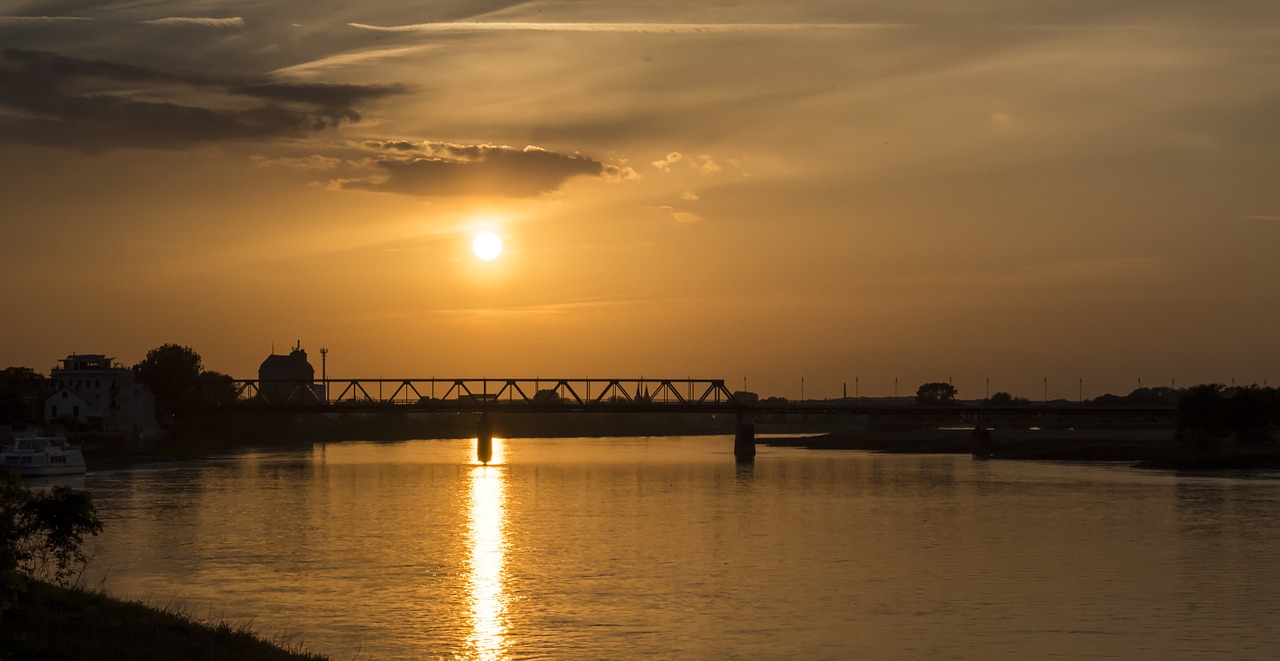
[1,434,87,476]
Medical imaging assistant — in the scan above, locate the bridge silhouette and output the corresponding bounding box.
[190,376,1176,462]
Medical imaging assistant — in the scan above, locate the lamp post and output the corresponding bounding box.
[320,347,328,403]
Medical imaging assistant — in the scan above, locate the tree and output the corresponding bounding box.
[1,473,103,614]
[1226,386,1279,445]
[915,382,958,405]
[987,391,1031,406]
[195,371,239,406]
[1176,384,1228,445]
[0,367,47,424]
[133,344,204,411]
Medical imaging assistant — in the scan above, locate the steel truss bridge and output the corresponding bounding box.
[209,377,1175,428]
[234,377,738,412]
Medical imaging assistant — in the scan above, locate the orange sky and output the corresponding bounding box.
[2,3,1279,400]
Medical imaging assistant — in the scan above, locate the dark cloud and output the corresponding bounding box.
[0,49,405,151]
[341,142,633,197]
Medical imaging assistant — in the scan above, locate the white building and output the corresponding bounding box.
[44,354,162,442]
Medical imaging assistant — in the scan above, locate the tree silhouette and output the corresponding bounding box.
[1175,384,1228,445]
[132,344,203,412]
[915,382,958,405]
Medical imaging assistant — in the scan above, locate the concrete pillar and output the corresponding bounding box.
[734,410,756,461]
[971,423,992,458]
[477,413,493,465]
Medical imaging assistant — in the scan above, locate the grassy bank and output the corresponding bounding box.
[0,579,328,661]
[768,428,1280,470]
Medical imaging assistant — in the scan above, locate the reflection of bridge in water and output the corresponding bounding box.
[207,377,1175,462]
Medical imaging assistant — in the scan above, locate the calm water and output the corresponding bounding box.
[70,436,1280,660]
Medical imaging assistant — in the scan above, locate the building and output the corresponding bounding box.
[258,342,324,404]
[44,353,162,442]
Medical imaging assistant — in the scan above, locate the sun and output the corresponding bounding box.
[472,232,503,261]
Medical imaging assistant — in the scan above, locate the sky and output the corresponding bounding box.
[2,1,1279,401]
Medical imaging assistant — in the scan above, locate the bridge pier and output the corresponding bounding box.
[477,413,493,465]
[734,410,756,462]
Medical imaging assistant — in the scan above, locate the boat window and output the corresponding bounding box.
[52,456,66,464]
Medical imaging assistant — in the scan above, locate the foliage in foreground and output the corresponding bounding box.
[0,472,103,614]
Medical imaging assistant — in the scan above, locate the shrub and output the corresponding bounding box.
[1,472,103,614]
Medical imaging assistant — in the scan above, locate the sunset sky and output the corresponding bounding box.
[3,1,1278,400]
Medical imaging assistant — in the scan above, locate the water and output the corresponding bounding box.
[74,436,1280,660]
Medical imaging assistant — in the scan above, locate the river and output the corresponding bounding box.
[72,436,1280,660]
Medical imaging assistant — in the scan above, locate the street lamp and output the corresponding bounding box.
[320,347,328,403]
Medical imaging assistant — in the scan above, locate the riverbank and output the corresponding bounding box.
[0,579,329,660]
[767,428,1280,470]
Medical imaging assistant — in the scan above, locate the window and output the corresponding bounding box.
[51,405,58,417]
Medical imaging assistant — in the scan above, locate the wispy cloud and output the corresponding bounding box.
[349,21,903,34]
[0,16,92,24]
[140,17,245,28]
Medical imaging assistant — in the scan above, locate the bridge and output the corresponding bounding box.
[187,376,1176,463]
[236,377,739,411]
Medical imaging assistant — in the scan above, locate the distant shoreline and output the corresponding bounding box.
[766,428,1280,471]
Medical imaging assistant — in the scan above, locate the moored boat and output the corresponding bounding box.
[1,434,87,476]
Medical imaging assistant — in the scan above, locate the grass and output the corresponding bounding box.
[1,578,330,661]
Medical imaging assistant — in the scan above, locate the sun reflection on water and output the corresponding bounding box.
[467,438,507,660]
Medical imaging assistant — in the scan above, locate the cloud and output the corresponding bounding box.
[140,17,245,28]
[652,151,683,172]
[337,141,635,197]
[648,205,701,223]
[251,154,342,171]
[349,22,902,34]
[0,49,405,151]
[0,16,93,24]
[694,154,721,175]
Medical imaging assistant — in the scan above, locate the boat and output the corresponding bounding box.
[1,434,87,476]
